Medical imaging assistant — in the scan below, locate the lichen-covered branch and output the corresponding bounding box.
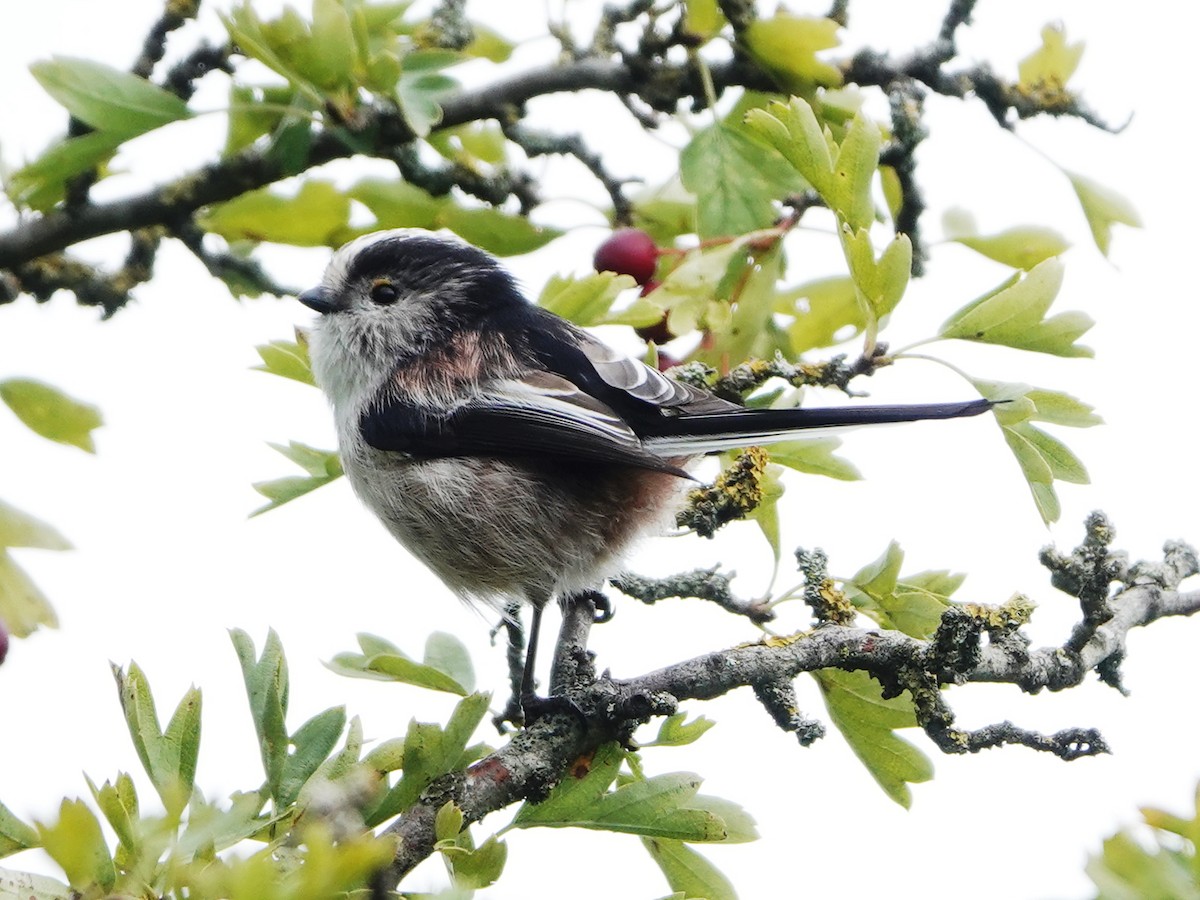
[371,515,1199,888]
[610,567,775,623]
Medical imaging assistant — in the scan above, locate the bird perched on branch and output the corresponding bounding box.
[297,229,990,718]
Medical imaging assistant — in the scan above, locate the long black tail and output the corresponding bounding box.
[643,399,993,455]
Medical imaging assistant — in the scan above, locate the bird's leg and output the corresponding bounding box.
[517,593,599,727]
[491,602,528,732]
[520,600,545,705]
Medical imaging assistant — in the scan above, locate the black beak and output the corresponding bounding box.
[297,285,336,314]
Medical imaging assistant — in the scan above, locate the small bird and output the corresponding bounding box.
[297,228,990,714]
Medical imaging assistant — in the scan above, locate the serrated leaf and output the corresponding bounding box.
[513,743,623,829]
[642,838,737,900]
[434,801,465,843]
[254,339,315,386]
[1024,388,1103,427]
[397,57,458,136]
[680,122,797,238]
[30,56,191,137]
[0,500,71,551]
[0,801,39,858]
[85,773,138,855]
[35,799,115,892]
[844,229,911,321]
[743,97,834,198]
[1066,170,1141,257]
[438,206,561,256]
[742,13,842,90]
[939,258,1092,357]
[0,551,59,637]
[769,436,862,481]
[0,378,101,452]
[199,180,351,247]
[815,669,932,807]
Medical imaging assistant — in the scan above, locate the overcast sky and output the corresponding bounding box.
[2,2,1199,898]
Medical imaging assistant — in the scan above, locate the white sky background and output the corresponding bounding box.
[1,1,1198,898]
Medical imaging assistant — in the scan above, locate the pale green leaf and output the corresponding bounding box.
[832,113,881,231]
[0,551,59,637]
[35,800,115,892]
[0,379,101,452]
[948,224,1071,270]
[742,13,842,89]
[1018,24,1084,94]
[448,835,508,889]
[768,437,862,481]
[642,838,737,900]
[683,0,725,40]
[349,177,445,230]
[0,499,71,550]
[0,800,39,858]
[253,339,315,386]
[0,867,71,899]
[423,632,476,695]
[648,713,716,748]
[815,669,932,807]
[230,628,290,804]
[781,275,865,350]
[1066,170,1141,257]
[743,97,834,198]
[278,706,347,806]
[30,56,191,137]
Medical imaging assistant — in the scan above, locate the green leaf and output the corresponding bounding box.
[683,0,725,41]
[743,97,834,199]
[448,834,507,889]
[0,800,39,858]
[0,551,59,637]
[943,213,1070,270]
[1024,388,1103,428]
[279,706,347,807]
[815,669,933,807]
[769,436,862,481]
[111,662,197,814]
[648,713,716,748]
[939,258,1092,357]
[843,229,911,321]
[642,838,737,900]
[831,113,882,232]
[679,121,797,238]
[84,773,139,856]
[368,693,489,825]
[746,463,784,565]
[0,379,102,452]
[537,272,638,327]
[423,632,476,695]
[35,799,116,892]
[397,55,459,136]
[6,131,123,211]
[199,180,351,247]
[742,13,842,89]
[1065,170,1141,257]
[251,443,343,516]
[254,338,316,386]
[30,56,191,137]
[630,178,699,244]
[231,629,290,805]
[325,632,472,695]
[780,275,865,350]
[0,499,71,551]
[348,177,445,230]
[840,542,959,638]
[515,745,732,842]
[438,206,561,256]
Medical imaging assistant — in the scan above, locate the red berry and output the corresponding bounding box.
[636,314,674,346]
[594,228,659,285]
[0,621,8,666]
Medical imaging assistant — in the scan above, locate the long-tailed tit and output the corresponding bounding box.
[297,229,990,710]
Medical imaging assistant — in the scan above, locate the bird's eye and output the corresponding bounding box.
[369,282,399,305]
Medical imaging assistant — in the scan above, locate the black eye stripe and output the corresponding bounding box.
[370,282,400,304]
